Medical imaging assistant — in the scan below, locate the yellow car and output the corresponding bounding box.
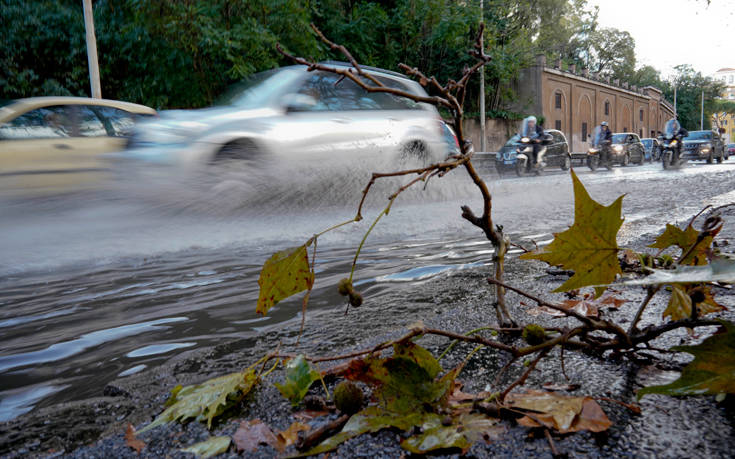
[0,97,156,194]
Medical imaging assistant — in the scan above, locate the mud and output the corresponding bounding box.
[2,164,735,458]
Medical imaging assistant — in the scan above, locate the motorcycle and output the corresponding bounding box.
[515,117,551,177]
[586,126,612,171]
[661,119,683,170]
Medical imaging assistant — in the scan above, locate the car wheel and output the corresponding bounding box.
[214,139,260,167]
[662,151,672,170]
[560,154,571,171]
[399,141,429,166]
[725,150,730,161]
[636,150,644,165]
[717,151,723,163]
[622,153,630,166]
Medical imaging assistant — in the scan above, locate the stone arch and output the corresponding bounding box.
[622,105,631,133]
[578,94,593,146]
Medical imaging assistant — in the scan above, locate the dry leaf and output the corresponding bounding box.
[506,390,612,434]
[233,419,284,453]
[125,423,145,454]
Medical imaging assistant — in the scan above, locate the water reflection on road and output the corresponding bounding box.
[1,158,734,421]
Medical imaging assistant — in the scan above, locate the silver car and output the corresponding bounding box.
[124,63,448,170]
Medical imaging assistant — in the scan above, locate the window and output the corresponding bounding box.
[297,72,420,111]
[730,75,734,83]
[78,106,108,137]
[604,101,610,116]
[555,92,562,109]
[555,120,562,130]
[0,106,73,140]
[582,122,588,141]
[639,129,643,137]
[639,109,644,121]
[86,106,139,136]
[623,127,628,132]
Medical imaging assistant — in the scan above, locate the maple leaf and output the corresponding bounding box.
[506,390,612,434]
[124,423,145,454]
[526,293,626,318]
[233,419,284,453]
[257,243,315,315]
[139,369,259,432]
[638,320,735,398]
[649,223,713,266]
[275,355,321,406]
[520,169,623,297]
[663,284,727,321]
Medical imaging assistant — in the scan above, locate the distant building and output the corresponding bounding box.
[713,67,735,144]
[513,55,676,152]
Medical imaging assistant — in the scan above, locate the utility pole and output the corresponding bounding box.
[700,90,704,130]
[673,86,677,115]
[83,0,102,98]
[479,0,486,152]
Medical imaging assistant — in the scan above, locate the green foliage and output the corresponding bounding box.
[256,243,314,316]
[520,169,623,297]
[180,436,231,458]
[663,64,725,131]
[638,321,735,399]
[139,369,259,432]
[274,355,321,407]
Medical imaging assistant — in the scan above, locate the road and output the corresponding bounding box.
[1,159,734,423]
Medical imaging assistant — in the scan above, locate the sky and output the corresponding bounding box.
[586,0,735,79]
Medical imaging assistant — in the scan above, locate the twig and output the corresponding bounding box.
[500,347,551,401]
[296,414,350,450]
[544,428,566,458]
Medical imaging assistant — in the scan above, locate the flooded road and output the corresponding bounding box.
[2,158,734,422]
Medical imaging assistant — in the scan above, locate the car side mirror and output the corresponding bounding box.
[283,93,317,112]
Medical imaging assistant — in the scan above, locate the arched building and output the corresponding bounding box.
[513,55,676,152]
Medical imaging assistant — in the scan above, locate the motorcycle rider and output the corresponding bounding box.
[521,115,545,166]
[666,118,688,161]
[599,121,613,165]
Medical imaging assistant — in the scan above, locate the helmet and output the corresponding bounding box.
[601,121,608,126]
[527,116,537,123]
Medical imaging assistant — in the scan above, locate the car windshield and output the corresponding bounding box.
[685,131,713,141]
[504,134,520,146]
[641,139,653,148]
[215,67,304,109]
[612,134,627,143]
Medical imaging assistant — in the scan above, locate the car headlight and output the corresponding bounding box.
[670,140,677,147]
[614,145,623,152]
[520,137,530,143]
[700,143,711,152]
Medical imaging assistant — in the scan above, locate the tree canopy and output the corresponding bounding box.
[0,0,712,118]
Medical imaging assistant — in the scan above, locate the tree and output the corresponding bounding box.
[666,64,725,131]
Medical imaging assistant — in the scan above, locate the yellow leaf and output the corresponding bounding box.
[257,243,315,315]
[663,284,692,321]
[649,224,711,265]
[520,169,623,297]
[180,436,231,458]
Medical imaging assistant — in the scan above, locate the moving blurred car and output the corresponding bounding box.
[0,97,156,192]
[441,121,461,157]
[682,130,725,163]
[640,137,661,162]
[495,129,570,175]
[608,133,645,166]
[124,63,449,171]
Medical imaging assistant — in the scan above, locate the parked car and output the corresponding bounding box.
[681,130,725,163]
[608,133,646,166]
[727,143,734,159]
[640,137,661,162]
[495,129,570,175]
[0,97,156,192]
[124,63,448,172]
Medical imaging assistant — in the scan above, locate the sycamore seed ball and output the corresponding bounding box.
[333,380,363,415]
[522,324,547,345]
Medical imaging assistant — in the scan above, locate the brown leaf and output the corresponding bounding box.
[277,422,310,448]
[506,390,612,434]
[527,293,625,319]
[125,423,145,454]
[233,419,284,453]
[293,410,331,421]
[542,382,581,392]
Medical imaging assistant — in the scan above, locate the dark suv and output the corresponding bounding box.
[682,130,725,163]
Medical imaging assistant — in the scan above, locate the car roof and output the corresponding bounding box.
[0,97,156,123]
[320,61,408,80]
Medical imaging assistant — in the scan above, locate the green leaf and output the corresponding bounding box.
[638,321,735,399]
[625,257,735,286]
[520,169,623,297]
[401,413,502,454]
[343,342,450,413]
[180,436,231,458]
[139,369,259,432]
[275,355,321,407]
[649,223,711,265]
[257,243,314,315]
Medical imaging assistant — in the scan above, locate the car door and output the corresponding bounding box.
[545,131,562,166]
[0,104,118,192]
[271,71,386,159]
